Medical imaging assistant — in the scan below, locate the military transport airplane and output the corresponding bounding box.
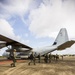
[0,28,75,57]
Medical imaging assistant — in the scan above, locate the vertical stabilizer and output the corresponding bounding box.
[53,28,69,46]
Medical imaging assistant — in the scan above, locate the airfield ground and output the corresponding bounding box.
[0,56,75,75]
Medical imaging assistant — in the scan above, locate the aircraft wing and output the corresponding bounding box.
[57,40,75,50]
[0,34,32,50]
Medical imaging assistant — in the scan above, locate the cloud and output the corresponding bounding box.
[0,0,75,39]
[0,0,43,25]
[0,19,15,37]
[0,19,29,44]
[0,0,33,19]
[28,0,75,39]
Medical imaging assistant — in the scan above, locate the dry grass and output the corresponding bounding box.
[0,56,75,75]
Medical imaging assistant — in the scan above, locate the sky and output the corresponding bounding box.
[0,0,75,55]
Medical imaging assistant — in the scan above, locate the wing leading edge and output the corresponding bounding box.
[0,34,32,50]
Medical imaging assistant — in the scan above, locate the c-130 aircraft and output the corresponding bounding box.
[0,28,75,57]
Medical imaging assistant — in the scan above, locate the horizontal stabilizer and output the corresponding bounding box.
[57,40,75,50]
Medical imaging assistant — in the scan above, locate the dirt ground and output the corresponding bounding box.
[0,56,75,75]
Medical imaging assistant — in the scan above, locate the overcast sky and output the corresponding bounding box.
[0,0,75,55]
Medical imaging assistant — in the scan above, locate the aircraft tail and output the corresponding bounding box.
[53,28,69,46]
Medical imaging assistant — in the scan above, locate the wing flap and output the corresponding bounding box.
[57,40,75,50]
